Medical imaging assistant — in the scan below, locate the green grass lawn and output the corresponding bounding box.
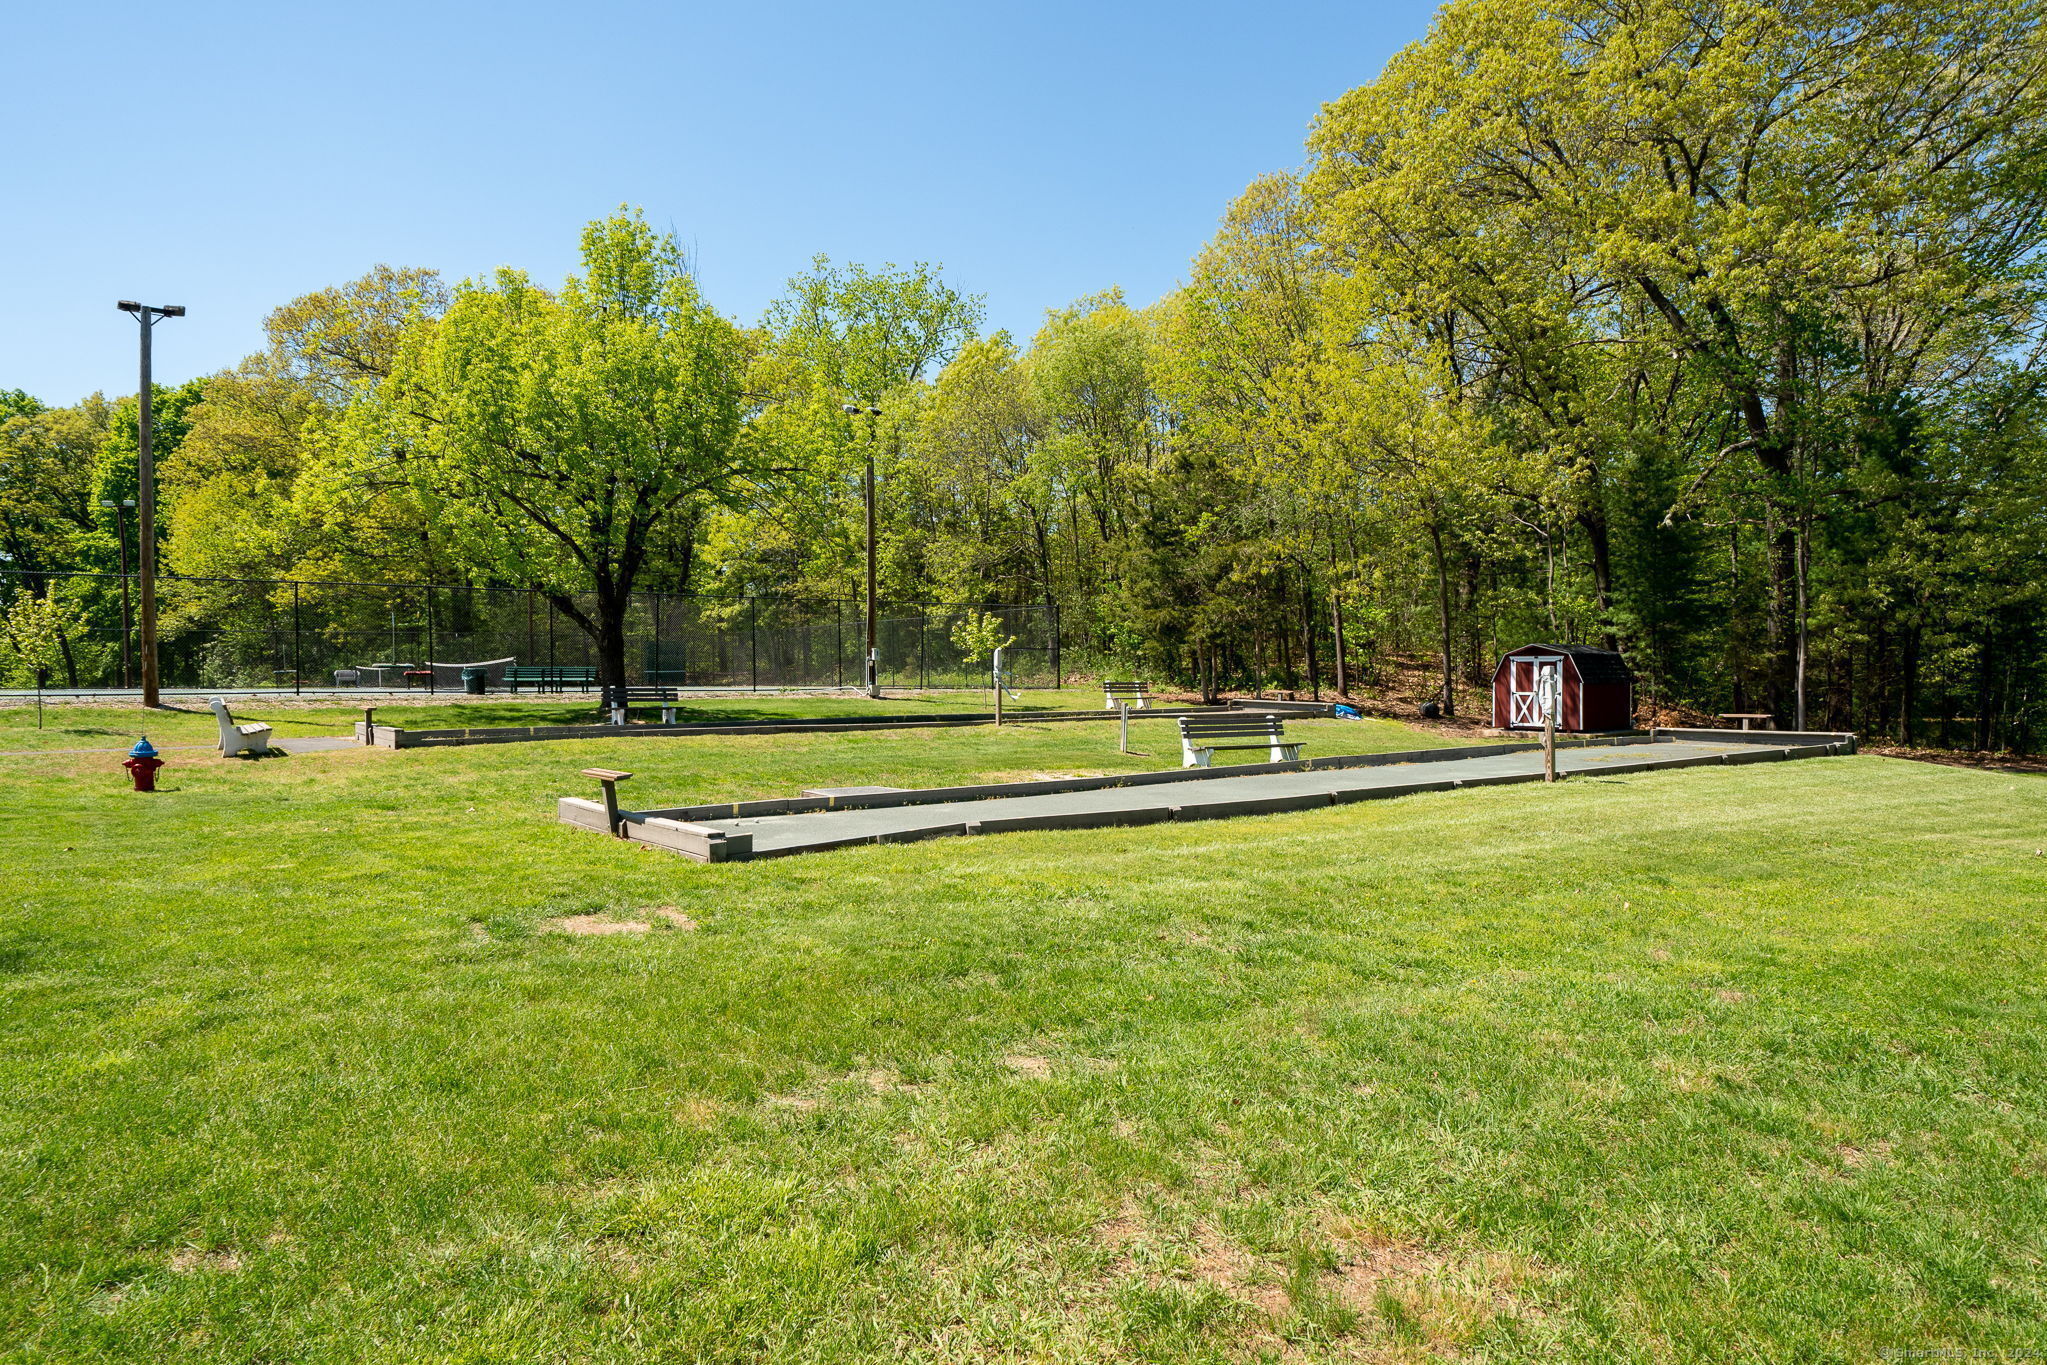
[3,716,2043,1362]
[0,688,1122,753]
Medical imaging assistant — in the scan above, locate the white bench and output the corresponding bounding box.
[1103,681,1151,710]
[1178,714,1303,768]
[209,697,273,757]
[333,668,361,686]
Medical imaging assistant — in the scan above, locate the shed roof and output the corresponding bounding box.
[1500,643,1635,686]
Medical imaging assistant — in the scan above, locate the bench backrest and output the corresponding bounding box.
[1179,715,1286,739]
[1104,681,1149,695]
[507,666,597,681]
[208,697,240,744]
[617,687,678,700]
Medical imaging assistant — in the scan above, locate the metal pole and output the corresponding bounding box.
[426,587,436,693]
[750,597,758,692]
[136,315,159,707]
[864,426,879,698]
[1120,701,1130,754]
[292,581,301,695]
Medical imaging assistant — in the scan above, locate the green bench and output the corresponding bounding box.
[503,666,598,693]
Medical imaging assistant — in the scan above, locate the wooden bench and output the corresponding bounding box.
[1717,712,1773,731]
[504,666,598,693]
[605,685,681,725]
[1103,680,1152,710]
[208,696,273,757]
[1178,714,1303,768]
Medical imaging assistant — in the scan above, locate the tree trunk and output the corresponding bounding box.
[1300,567,1319,701]
[1793,518,1810,730]
[1331,588,1350,697]
[1898,625,1919,746]
[1763,501,1797,723]
[1428,522,1455,717]
[1578,509,1617,651]
[1974,630,1994,751]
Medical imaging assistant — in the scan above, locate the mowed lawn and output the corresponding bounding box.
[2,713,2044,1362]
[0,688,1123,754]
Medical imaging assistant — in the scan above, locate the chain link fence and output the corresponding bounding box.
[0,571,1062,693]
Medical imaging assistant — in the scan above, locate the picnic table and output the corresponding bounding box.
[1717,712,1773,730]
[403,669,435,691]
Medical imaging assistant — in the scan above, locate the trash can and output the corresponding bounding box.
[461,667,487,695]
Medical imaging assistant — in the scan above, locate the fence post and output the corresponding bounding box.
[425,586,436,693]
[750,598,758,692]
[292,581,301,695]
[1050,600,1061,688]
[919,607,927,691]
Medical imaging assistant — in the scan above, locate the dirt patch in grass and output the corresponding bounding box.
[545,914,650,936]
[1186,1223,1292,1317]
[1002,1054,1054,1078]
[1103,1202,1543,1354]
[168,1248,241,1274]
[651,907,699,930]
[1837,1140,1893,1170]
[672,1097,723,1126]
[1865,744,2047,775]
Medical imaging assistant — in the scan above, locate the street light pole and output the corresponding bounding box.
[117,301,185,708]
[99,498,136,688]
[843,403,883,699]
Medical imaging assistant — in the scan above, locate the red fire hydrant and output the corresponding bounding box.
[124,736,164,792]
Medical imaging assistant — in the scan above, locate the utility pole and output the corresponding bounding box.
[99,498,136,687]
[843,403,883,698]
[117,301,185,708]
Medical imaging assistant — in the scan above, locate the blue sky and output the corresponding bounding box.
[4,1,1436,405]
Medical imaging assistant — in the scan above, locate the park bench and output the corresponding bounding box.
[1717,712,1773,731]
[1103,680,1152,710]
[208,697,274,757]
[605,685,681,725]
[332,668,361,686]
[504,665,598,693]
[1177,714,1303,768]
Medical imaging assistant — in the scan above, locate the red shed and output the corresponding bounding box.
[1491,644,1636,733]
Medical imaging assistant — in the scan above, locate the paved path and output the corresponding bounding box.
[691,739,1790,857]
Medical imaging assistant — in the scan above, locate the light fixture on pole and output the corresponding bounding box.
[116,300,185,708]
[98,497,137,688]
[842,402,883,699]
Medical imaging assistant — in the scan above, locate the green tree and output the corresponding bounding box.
[331,211,751,686]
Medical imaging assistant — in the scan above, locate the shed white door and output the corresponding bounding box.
[1508,657,1562,727]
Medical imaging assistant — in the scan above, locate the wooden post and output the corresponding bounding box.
[582,767,634,837]
[362,706,376,747]
[1542,686,1558,783]
[1119,701,1131,754]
